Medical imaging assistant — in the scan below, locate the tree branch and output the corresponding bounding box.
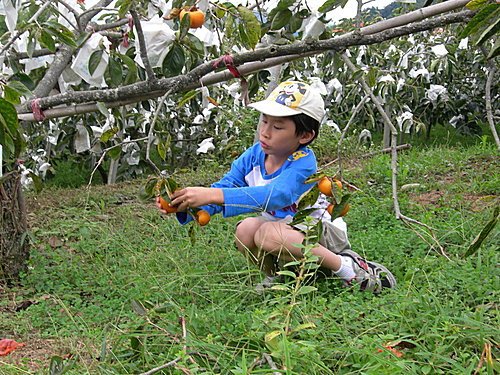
[130,9,156,83]
[17,9,474,119]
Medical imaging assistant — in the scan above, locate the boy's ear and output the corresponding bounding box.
[299,130,315,144]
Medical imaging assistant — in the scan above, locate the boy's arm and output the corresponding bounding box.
[220,160,315,217]
[168,147,254,224]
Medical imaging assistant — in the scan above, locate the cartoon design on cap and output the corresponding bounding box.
[270,82,308,109]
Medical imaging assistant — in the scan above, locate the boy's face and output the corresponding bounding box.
[259,115,314,158]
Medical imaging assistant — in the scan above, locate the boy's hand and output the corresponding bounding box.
[170,187,223,211]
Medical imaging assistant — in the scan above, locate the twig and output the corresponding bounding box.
[51,0,79,30]
[145,88,174,175]
[179,316,196,365]
[399,214,450,259]
[86,136,149,188]
[138,357,183,375]
[262,353,281,375]
[130,9,156,82]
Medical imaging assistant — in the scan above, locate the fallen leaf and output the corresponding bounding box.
[0,339,25,356]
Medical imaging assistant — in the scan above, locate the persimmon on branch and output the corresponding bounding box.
[17,5,474,121]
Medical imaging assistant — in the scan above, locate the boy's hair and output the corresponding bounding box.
[291,113,320,147]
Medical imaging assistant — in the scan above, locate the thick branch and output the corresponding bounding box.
[18,9,473,119]
[31,0,115,99]
[483,58,499,150]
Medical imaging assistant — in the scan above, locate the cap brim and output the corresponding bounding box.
[248,100,302,117]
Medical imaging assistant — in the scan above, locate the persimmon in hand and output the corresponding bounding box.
[158,196,178,213]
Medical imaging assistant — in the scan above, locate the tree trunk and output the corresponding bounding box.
[0,171,30,284]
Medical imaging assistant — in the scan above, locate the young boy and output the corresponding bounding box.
[157,81,396,293]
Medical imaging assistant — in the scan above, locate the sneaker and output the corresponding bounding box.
[339,250,396,293]
[255,275,280,294]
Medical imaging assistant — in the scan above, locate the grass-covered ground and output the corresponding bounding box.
[0,140,498,374]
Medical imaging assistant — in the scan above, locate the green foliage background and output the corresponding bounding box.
[1,138,498,374]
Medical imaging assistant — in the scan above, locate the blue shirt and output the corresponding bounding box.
[176,143,321,224]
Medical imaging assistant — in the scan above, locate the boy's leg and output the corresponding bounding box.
[254,221,396,293]
[235,217,276,276]
[253,221,343,270]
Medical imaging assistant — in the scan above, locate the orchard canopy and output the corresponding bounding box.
[0,0,498,183]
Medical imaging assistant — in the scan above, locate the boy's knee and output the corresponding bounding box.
[234,217,261,247]
[254,221,277,248]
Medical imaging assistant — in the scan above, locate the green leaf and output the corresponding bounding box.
[464,206,499,257]
[108,146,121,160]
[88,50,104,76]
[459,5,498,39]
[237,6,261,50]
[27,33,36,58]
[117,0,133,18]
[165,177,178,196]
[277,270,297,278]
[157,140,167,161]
[163,43,185,75]
[288,208,317,226]
[0,98,18,137]
[318,0,349,13]
[101,127,119,142]
[117,53,138,85]
[28,172,43,193]
[177,90,198,107]
[289,15,303,33]
[7,80,32,97]
[107,56,123,87]
[270,9,292,30]
[179,12,191,40]
[305,172,325,184]
[297,285,317,295]
[330,194,351,220]
[292,322,316,332]
[476,14,500,46]
[45,21,77,48]
[366,67,377,87]
[39,29,56,52]
[3,85,21,104]
[466,0,489,11]
[297,186,320,211]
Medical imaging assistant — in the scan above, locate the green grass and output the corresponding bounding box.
[0,141,498,374]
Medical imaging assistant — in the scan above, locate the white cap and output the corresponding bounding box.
[248,81,325,122]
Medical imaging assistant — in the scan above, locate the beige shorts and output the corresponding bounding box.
[238,215,351,254]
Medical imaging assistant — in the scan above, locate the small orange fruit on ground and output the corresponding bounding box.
[196,210,211,226]
[179,8,205,28]
[327,203,350,217]
[318,177,342,196]
[158,196,178,213]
